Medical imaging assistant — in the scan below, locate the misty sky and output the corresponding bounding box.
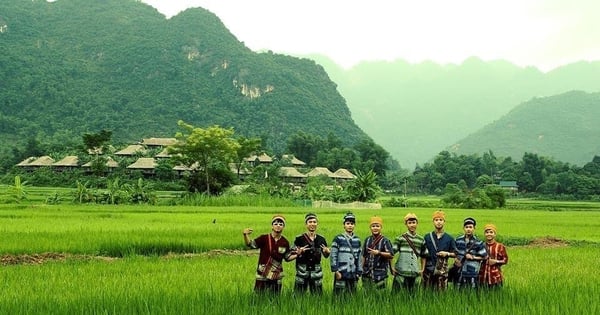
[141,0,600,71]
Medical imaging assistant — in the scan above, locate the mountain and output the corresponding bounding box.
[308,55,600,167]
[449,91,600,166]
[0,0,368,160]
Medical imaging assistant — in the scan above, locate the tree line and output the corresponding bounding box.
[402,150,600,200]
[3,124,600,202]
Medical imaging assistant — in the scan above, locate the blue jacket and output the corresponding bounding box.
[455,235,487,277]
[424,231,457,272]
[330,233,362,279]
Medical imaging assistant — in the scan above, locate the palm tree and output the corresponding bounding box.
[9,176,28,203]
[346,170,382,202]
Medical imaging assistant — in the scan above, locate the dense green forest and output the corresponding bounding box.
[0,0,368,170]
[310,55,600,168]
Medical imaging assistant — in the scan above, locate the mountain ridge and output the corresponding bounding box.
[0,0,368,164]
[307,54,600,167]
[449,90,600,165]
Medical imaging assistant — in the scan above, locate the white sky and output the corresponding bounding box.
[141,0,600,71]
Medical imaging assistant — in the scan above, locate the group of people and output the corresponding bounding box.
[242,210,508,295]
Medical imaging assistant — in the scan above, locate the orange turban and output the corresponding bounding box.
[404,213,418,222]
[432,210,445,220]
[370,216,383,226]
[484,224,497,233]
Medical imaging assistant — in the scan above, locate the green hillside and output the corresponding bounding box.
[309,55,600,167]
[449,91,600,165]
[0,0,367,164]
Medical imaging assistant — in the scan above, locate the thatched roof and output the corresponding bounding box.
[115,144,146,156]
[52,156,79,167]
[333,168,356,179]
[279,167,307,178]
[87,147,103,155]
[27,156,55,166]
[16,157,37,166]
[245,153,273,163]
[81,157,119,168]
[87,145,115,155]
[126,157,157,169]
[229,163,251,175]
[173,162,199,171]
[306,167,334,177]
[281,154,306,166]
[140,137,177,147]
[155,148,171,158]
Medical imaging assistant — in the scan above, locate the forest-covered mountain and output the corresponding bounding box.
[448,91,600,165]
[0,0,368,162]
[309,55,600,167]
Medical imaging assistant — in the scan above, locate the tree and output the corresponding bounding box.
[353,139,390,177]
[168,121,241,195]
[345,169,382,202]
[520,153,545,191]
[82,129,113,175]
[82,129,112,153]
[8,176,28,203]
[232,136,262,180]
[286,131,327,166]
[442,183,464,205]
[475,174,494,188]
[582,155,600,177]
[485,185,506,208]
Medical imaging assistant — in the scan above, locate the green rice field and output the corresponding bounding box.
[0,198,598,314]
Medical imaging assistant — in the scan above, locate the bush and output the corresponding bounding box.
[382,197,408,207]
[442,184,506,209]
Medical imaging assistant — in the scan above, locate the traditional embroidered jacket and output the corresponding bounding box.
[393,232,429,277]
[330,232,362,280]
[249,233,291,280]
[424,232,456,272]
[362,234,394,281]
[293,233,329,278]
[479,241,508,286]
[455,234,487,277]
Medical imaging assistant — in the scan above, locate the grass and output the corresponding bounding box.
[1,204,599,255]
[0,246,598,315]
[0,190,599,314]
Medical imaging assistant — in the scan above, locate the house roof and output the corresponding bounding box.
[173,162,199,171]
[87,145,115,155]
[16,157,37,166]
[140,137,177,147]
[115,144,146,156]
[87,147,103,155]
[229,163,252,175]
[27,156,55,166]
[81,157,119,168]
[333,168,356,179]
[499,181,518,187]
[52,156,79,167]
[279,167,307,178]
[281,154,306,166]
[126,157,157,169]
[306,167,334,177]
[155,148,171,158]
[245,153,273,163]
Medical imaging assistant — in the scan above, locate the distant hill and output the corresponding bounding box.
[0,0,368,161]
[448,91,600,165]
[308,55,600,167]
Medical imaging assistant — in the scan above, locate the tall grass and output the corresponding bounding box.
[1,204,599,255]
[158,192,299,207]
[0,201,598,314]
[0,247,597,315]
